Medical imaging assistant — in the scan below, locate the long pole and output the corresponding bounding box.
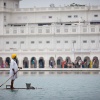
[0,67,22,87]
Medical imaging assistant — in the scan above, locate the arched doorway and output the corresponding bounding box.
[0,57,3,68]
[84,56,90,68]
[65,57,72,68]
[23,57,29,68]
[5,57,11,68]
[31,57,37,68]
[92,56,99,68]
[49,57,55,68]
[57,57,63,68]
[66,57,71,63]
[39,57,45,68]
[75,56,82,68]
[76,56,81,62]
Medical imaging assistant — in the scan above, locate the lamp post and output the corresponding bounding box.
[72,40,75,61]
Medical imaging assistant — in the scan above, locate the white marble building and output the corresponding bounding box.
[0,0,100,68]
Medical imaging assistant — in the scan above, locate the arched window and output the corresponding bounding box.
[4,2,6,8]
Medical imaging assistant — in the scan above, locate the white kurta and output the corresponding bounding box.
[10,59,18,80]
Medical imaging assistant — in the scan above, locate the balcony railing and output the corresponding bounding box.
[0,6,100,12]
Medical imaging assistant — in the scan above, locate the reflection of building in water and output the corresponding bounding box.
[0,0,100,68]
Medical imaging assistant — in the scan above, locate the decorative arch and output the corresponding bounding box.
[66,57,71,63]
[39,57,45,68]
[23,57,29,68]
[5,57,11,68]
[49,57,55,68]
[84,56,90,68]
[57,57,63,68]
[30,57,37,68]
[92,56,99,68]
[76,56,81,62]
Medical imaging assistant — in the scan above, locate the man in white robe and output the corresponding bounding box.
[10,54,18,89]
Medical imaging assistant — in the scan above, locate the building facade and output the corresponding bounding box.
[0,0,100,68]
